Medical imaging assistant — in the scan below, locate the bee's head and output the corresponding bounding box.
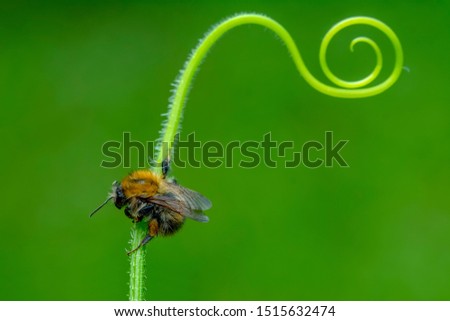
[89,180,127,217]
[111,180,127,209]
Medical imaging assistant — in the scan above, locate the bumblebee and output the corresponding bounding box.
[90,158,211,255]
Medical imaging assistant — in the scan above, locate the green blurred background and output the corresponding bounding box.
[1,0,449,300]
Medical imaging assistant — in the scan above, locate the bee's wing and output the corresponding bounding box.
[149,193,210,223]
[168,184,212,211]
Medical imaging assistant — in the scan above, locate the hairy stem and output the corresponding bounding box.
[128,12,403,300]
[128,222,147,301]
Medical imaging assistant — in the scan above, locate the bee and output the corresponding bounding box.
[90,158,211,255]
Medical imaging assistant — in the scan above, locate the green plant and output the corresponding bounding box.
[127,13,403,301]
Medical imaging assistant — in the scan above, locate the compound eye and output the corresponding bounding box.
[114,200,123,209]
[114,194,126,209]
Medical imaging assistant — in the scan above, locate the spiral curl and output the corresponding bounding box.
[155,13,403,165]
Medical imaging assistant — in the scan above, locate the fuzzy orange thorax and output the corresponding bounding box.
[121,170,162,199]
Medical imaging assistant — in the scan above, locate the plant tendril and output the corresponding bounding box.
[154,13,403,166]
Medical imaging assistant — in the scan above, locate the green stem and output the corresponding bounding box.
[128,12,403,301]
[128,222,147,301]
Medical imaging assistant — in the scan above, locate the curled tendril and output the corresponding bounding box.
[319,16,401,91]
[154,13,403,165]
[321,36,383,89]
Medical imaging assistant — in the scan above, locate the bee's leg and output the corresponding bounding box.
[124,207,133,220]
[148,218,159,237]
[133,203,154,222]
[138,203,155,215]
[127,219,159,256]
[125,207,143,223]
[162,157,170,178]
[127,235,152,256]
[162,133,178,178]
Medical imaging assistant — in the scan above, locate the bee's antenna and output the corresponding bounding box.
[89,196,113,218]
